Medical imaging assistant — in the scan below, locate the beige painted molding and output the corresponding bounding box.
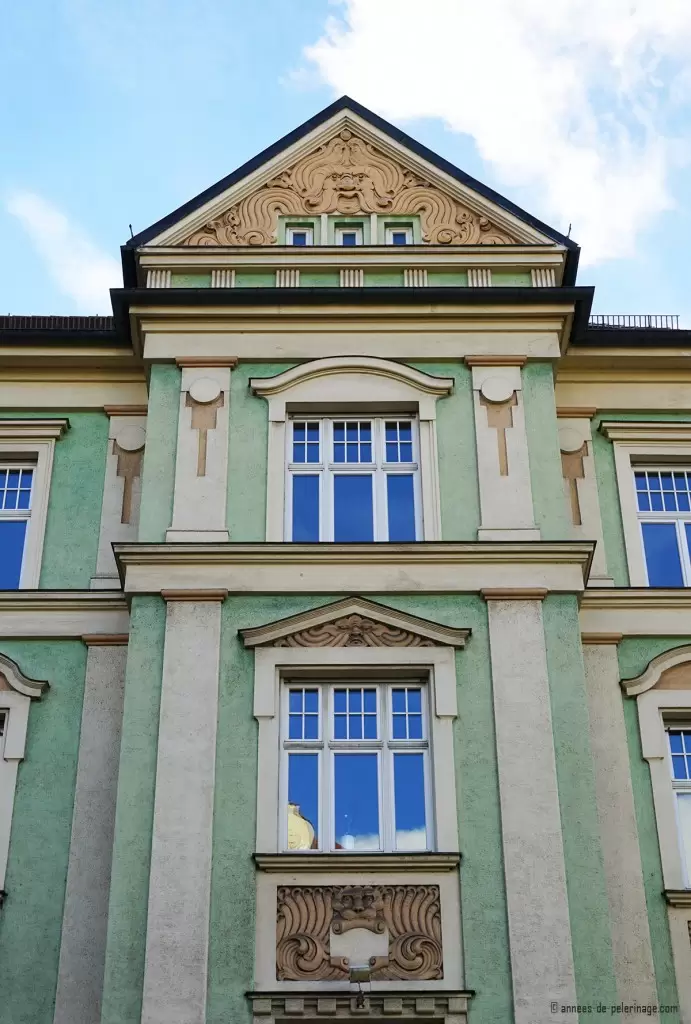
[621,645,691,697]
[581,589,691,637]
[465,355,528,367]
[556,407,597,418]
[0,592,129,639]
[247,991,472,1021]
[160,589,228,603]
[580,633,623,645]
[600,421,691,444]
[240,596,469,649]
[174,357,239,368]
[0,418,69,440]
[254,852,460,873]
[250,357,454,400]
[481,588,548,601]
[103,405,148,417]
[81,634,130,646]
[665,891,691,908]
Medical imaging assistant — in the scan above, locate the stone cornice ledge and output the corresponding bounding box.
[0,591,128,639]
[580,588,691,637]
[599,421,691,444]
[255,852,460,873]
[664,889,691,908]
[248,990,473,1019]
[114,541,594,595]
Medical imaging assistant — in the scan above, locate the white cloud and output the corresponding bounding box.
[304,0,691,263]
[6,191,119,312]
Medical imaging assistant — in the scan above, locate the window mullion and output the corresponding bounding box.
[374,419,387,543]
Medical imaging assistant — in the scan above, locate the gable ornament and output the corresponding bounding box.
[274,613,437,648]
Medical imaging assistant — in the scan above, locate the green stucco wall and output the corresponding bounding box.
[234,271,276,288]
[543,596,617,1010]
[364,270,404,287]
[300,272,340,287]
[427,271,467,286]
[522,363,571,540]
[492,272,531,286]
[138,364,180,542]
[170,272,211,287]
[100,597,166,1024]
[0,640,87,1024]
[411,362,480,540]
[618,638,685,1021]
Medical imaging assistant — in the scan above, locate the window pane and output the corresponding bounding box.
[287,753,319,850]
[677,793,691,885]
[334,753,379,850]
[0,521,27,588]
[391,232,408,245]
[288,688,319,740]
[387,475,416,541]
[291,232,307,246]
[334,475,373,542]
[394,753,427,850]
[293,422,320,464]
[292,476,319,542]
[641,523,683,586]
[333,687,378,740]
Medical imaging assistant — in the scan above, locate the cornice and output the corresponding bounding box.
[254,852,460,873]
[0,591,127,612]
[0,418,69,440]
[664,889,691,908]
[250,357,453,398]
[581,588,691,611]
[599,421,691,444]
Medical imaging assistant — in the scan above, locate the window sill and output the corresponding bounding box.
[254,852,460,872]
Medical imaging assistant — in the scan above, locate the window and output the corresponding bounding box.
[668,726,691,886]
[0,465,35,588]
[287,417,420,542]
[386,225,412,245]
[635,469,691,586]
[286,226,313,246]
[335,224,363,246]
[281,681,431,853]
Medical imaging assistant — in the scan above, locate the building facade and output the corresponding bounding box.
[0,97,690,1024]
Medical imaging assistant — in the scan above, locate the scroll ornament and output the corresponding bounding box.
[274,613,437,648]
[276,884,443,982]
[183,129,517,247]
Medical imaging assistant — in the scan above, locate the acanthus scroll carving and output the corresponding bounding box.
[274,613,437,648]
[183,128,517,247]
[276,884,443,982]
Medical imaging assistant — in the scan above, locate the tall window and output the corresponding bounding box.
[287,417,420,542]
[281,681,431,853]
[635,469,691,586]
[0,465,35,588]
[668,726,691,885]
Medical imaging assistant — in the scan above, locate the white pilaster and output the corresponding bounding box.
[167,361,234,542]
[484,591,576,1024]
[558,417,611,584]
[470,362,539,540]
[53,639,127,1024]
[140,591,225,1024]
[92,413,146,588]
[581,640,659,1024]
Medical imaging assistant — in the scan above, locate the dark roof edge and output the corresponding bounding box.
[124,95,580,254]
[577,326,691,348]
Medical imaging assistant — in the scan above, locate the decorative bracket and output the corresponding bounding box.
[480,387,518,476]
[560,442,588,526]
[185,377,225,476]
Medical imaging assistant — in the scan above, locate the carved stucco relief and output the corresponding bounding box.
[182,129,517,247]
[273,614,437,648]
[276,884,443,982]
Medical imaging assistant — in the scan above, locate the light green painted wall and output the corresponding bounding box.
[0,640,87,1024]
[0,411,108,588]
[492,273,532,286]
[100,597,166,1024]
[543,596,617,1010]
[427,271,467,286]
[227,363,294,541]
[618,638,685,1022]
[591,412,691,587]
[522,363,571,540]
[138,364,180,542]
[170,272,211,287]
[410,362,480,540]
[235,271,276,287]
[364,270,404,287]
[300,272,340,287]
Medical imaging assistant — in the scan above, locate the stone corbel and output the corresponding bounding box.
[557,416,611,584]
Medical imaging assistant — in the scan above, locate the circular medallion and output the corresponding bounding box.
[115,424,146,452]
[480,376,515,404]
[188,377,222,404]
[558,426,585,453]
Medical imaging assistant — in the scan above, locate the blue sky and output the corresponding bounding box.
[2,0,690,321]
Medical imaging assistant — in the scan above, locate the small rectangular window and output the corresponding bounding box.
[386,226,413,245]
[286,226,313,246]
[635,469,691,586]
[667,727,691,885]
[335,225,363,246]
[0,465,34,588]
[282,681,430,852]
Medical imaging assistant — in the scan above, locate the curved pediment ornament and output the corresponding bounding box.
[275,613,436,648]
[182,128,517,247]
[621,644,691,697]
[0,653,48,698]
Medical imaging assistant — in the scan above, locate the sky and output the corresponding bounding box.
[2,0,691,322]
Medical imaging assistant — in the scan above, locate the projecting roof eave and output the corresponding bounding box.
[120,95,581,286]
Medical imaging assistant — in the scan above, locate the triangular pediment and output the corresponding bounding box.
[239,597,469,649]
[131,98,572,252]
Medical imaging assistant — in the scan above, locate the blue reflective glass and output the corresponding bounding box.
[642,523,683,586]
[293,445,306,463]
[663,491,677,511]
[288,753,319,849]
[347,423,358,440]
[361,424,372,441]
[349,690,362,711]
[292,232,307,246]
[18,490,31,510]
[289,691,303,713]
[364,690,376,713]
[0,521,26,588]
[675,472,688,488]
[334,444,345,463]
[686,523,691,567]
[400,443,413,462]
[386,424,398,441]
[349,717,362,739]
[347,443,358,462]
[392,689,406,713]
[387,475,416,541]
[341,233,357,246]
[670,733,684,753]
[334,753,379,850]
[650,491,663,511]
[386,442,399,462]
[294,424,305,440]
[289,715,303,739]
[292,476,320,542]
[334,690,346,713]
[363,715,377,739]
[392,714,407,739]
[679,492,690,511]
[673,755,688,780]
[334,714,347,739]
[394,753,426,850]
[361,444,372,462]
[307,424,319,441]
[407,689,422,713]
[392,232,408,245]
[7,471,19,489]
[306,444,319,463]
[638,493,651,511]
[0,471,5,488]
[662,473,674,489]
[408,715,423,740]
[334,475,374,542]
[304,715,319,740]
[3,491,18,510]
[334,424,345,441]
[304,690,318,713]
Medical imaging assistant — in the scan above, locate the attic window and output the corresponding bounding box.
[336,225,363,247]
[287,226,313,247]
[386,226,413,246]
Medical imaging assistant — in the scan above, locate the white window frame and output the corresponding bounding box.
[285,416,423,543]
[286,225,314,247]
[633,467,691,586]
[0,654,48,893]
[279,679,433,853]
[666,723,691,886]
[250,357,453,543]
[385,225,413,245]
[0,420,67,588]
[335,224,363,246]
